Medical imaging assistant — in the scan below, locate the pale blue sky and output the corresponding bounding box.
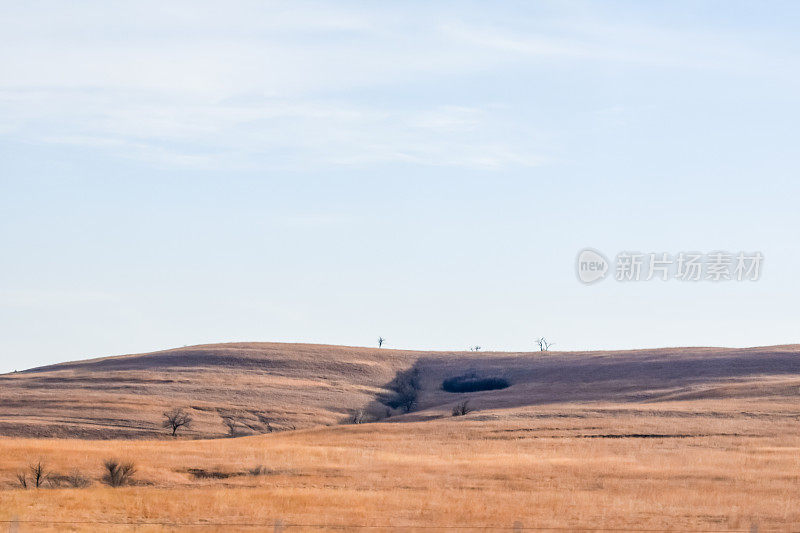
[2,1,800,371]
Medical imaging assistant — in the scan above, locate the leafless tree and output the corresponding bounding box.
[351,409,365,424]
[378,337,385,348]
[535,337,554,351]
[256,412,274,433]
[102,459,136,487]
[452,400,473,417]
[28,460,49,488]
[384,368,420,413]
[470,345,481,352]
[162,407,193,437]
[221,414,242,437]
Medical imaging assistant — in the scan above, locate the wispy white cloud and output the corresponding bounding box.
[441,16,775,72]
[0,289,118,309]
[1,87,542,169]
[278,213,354,229]
[0,1,792,171]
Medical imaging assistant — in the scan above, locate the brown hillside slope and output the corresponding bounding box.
[1,342,799,438]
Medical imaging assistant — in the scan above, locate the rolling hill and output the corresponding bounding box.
[1,342,799,439]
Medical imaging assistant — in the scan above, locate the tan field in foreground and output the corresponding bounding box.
[1,410,799,531]
[1,343,799,530]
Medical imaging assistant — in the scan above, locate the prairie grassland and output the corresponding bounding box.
[0,402,798,532]
[4,342,800,440]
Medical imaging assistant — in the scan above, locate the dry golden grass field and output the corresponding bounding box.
[1,343,799,531]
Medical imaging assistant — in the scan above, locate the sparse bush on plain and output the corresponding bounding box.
[348,404,394,424]
[102,459,136,487]
[16,460,57,489]
[452,400,473,416]
[65,469,91,488]
[47,469,91,488]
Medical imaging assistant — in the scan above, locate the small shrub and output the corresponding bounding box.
[351,409,365,424]
[65,469,91,488]
[15,472,27,489]
[248,465,269,476]
[102,459,136,487]
[452,400,473,416]
[442,374,509,393]
[47,472,90,488]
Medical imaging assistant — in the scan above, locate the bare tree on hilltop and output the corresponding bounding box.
[536,338,554,351]
[378,337,385,348]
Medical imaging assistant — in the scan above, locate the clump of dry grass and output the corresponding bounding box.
[101,459,136,487]
[69,469,92,488]
[47,470,91,488]
[247,465,269,476]
[186,468,237,479]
